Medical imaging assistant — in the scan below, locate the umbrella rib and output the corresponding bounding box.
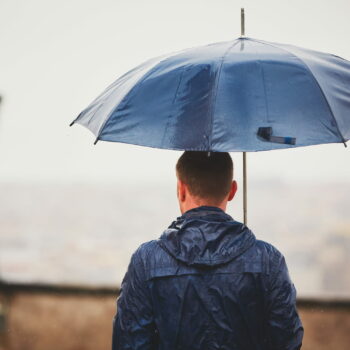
[160,66,187,149]
[248,38,347,145]
[93,52,181,144]
[208,40,240,150]
[253,45,270,124]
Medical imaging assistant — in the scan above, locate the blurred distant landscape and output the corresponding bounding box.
[0,181,349,298]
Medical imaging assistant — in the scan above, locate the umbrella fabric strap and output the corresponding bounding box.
[257,127,296,145]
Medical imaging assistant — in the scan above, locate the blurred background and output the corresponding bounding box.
[0,0,349,349]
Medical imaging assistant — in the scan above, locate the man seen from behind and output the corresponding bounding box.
[112,151,304,350]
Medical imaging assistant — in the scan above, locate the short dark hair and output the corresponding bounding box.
[176,151,233,202]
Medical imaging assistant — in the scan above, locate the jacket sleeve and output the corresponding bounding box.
[112,248,157,350]
[265,250,304,350]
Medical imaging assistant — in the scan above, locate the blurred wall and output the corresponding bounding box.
[0,283,350,350]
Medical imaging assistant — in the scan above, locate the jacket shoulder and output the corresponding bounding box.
[253,240,286,275]
[132,240,160,263]
[255,239,283,255]
[132,239,190,281]
[132,239,170,268]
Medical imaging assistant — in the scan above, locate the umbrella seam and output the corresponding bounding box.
[248,38,346,144]
[209,40,240,150]
[253,43,270,124]
[160,66,187,148]
[71,91,107,127]
[93,52,184,143]
[260,61,271,123]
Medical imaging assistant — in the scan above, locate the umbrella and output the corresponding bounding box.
[70,9,349,223]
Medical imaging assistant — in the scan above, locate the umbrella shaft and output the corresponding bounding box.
[243,152,247,225]
[241,9,247,225]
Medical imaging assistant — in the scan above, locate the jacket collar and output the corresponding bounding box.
[181,206,233,221]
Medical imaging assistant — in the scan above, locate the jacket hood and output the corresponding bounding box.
[158,206,256,267]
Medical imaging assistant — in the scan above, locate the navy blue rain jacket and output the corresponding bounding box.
[112,206,303,350]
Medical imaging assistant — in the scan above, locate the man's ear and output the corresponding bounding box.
[227,181,238,201]
[177,179,186,202]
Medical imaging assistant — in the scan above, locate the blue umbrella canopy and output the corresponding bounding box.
[71,37,350,151]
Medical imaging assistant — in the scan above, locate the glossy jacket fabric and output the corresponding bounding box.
[112,206,303,350]
[72,37,350,151]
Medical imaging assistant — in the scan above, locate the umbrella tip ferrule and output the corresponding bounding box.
[241,8,245,37]
[94,138,99,145]
[69,121,75,127]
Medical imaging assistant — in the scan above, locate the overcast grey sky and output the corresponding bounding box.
[0,0,349,185]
